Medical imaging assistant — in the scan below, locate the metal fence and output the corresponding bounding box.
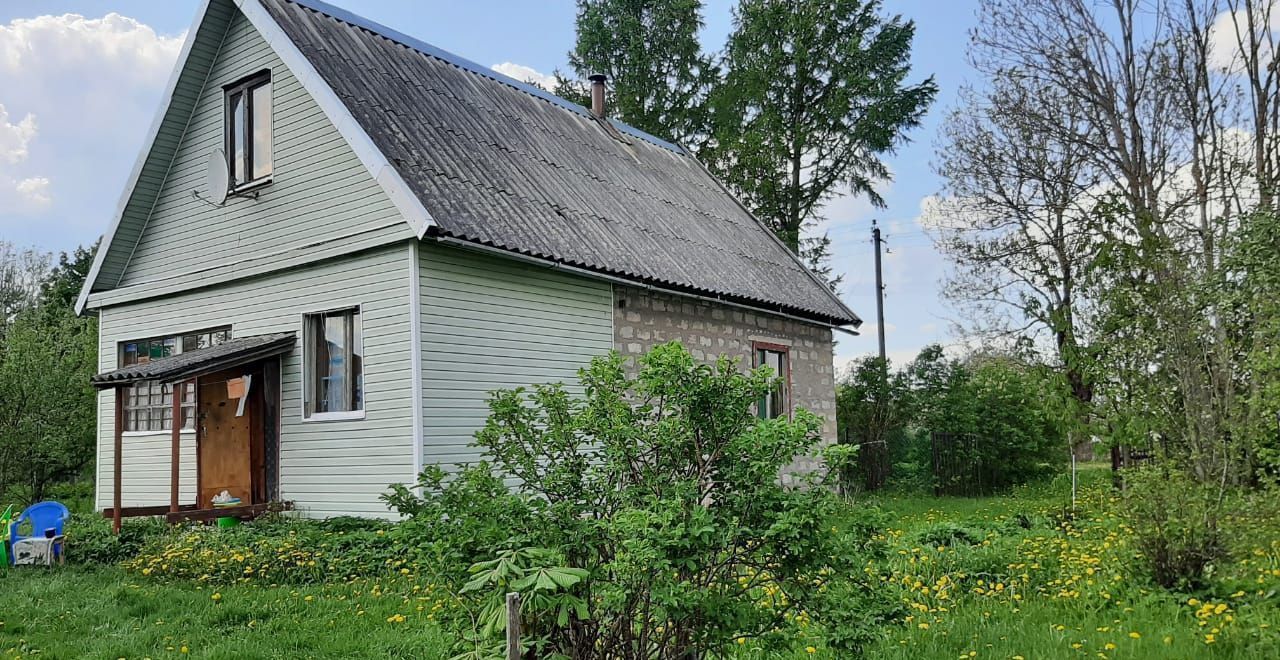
[930,432,999,496]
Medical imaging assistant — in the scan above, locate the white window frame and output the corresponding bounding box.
[117,327,231,433]
[300,304,366,422]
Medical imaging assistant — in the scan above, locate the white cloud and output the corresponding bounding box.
[0,103,36,164]
[15,176,50,205]
[0,12,183,236]
[0,102,45,211]
[0,13,182,82]
[491,62,557,90]
[0,174,50,212]
[1207,4,1280,74]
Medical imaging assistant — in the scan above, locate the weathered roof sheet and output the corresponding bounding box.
[260,0,859,326]
[91,333,296,388]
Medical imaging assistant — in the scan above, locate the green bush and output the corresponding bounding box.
[1121,464,1228,589]
[123,516,413,584]
[65,513,167,566]
[388,343,892,659]
[916,522,984,548]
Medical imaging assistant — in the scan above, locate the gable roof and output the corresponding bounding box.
[80,0,859,328]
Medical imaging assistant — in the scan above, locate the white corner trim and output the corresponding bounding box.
[408,241,425,482]
[236,0,435,238]
[76,0,215,316]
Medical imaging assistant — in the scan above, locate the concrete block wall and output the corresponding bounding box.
[612,286,839,480]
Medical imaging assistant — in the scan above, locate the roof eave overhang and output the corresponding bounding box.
[91,334,296,388]
[429,233,861,333]
[75,0,216,316]
[235,0,434,237]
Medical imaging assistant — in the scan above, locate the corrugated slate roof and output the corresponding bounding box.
[92,333,296,388]
[260,0,859,326]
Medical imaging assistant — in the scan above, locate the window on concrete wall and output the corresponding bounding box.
[753,342,790,419]
[118,328,230,432]
[303,307,364,419]
[225,70,272,189]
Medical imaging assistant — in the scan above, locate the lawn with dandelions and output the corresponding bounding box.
[3,464,1278,659]
[0,566,451,659]
[831,465,1280,660]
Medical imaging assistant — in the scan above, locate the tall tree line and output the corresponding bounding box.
[0,242,98,504]
[930,0,1280,483]
[563,0,937,285]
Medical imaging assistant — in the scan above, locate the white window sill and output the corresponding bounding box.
[231,176,272,195]
[302,410,366,423]
[121,429,196,437]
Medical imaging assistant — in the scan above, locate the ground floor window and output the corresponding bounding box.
[754,342,790,419]
[118,328,230,431]
[303,307,363,418]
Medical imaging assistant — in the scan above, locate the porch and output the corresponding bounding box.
[91,333,296,532]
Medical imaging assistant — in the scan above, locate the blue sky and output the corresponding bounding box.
[0,0,980,371]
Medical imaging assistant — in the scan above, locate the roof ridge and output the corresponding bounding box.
[283,0,686,154]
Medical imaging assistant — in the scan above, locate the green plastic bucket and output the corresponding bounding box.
[216,516,239,529]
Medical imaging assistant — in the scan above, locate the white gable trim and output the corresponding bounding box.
[77,0,435,315]
[235,0,434,234]
[75,0,215,316]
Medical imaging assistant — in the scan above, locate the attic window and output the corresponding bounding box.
[225,71,272,189]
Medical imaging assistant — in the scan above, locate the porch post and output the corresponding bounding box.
[170,380,183,514]
[113,387,124,534]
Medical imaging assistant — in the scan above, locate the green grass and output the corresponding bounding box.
[4,465,1278,659]
[855,465,1280,660]
[0,567,451,659]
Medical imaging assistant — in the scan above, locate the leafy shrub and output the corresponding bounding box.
[1121,464,1228,589]
[916,522,984,548]
[388,343,892,658]
[124,516,410,584]
[66,513,167,566]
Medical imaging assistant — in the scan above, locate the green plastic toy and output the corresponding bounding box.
[0,504,14,566]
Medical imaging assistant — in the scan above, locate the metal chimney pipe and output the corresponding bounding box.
[588,74,607,118]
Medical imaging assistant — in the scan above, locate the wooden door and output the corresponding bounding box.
[198,373,253,508]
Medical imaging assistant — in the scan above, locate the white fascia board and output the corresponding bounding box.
[235,0,435,240]
[75,0,216,316]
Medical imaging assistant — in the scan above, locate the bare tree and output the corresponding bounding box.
[942,0,1275,480]
[931,73,1101,456]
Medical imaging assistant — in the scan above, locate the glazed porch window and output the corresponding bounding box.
[118,328,230,431]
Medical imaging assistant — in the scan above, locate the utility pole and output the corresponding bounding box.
[872,220,887,362]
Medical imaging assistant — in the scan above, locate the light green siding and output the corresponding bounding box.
[104,5,411,295]
[419,244,615,467]
[96,245,417,518]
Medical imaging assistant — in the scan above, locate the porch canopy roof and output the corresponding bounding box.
[91,332,296,389]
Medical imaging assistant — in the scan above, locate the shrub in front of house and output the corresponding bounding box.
[66,513,169,566]
[382,342,896,659]
[119,514,417,585]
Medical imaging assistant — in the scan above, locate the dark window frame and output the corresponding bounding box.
[224,69,273,191]
[752,341,792,420]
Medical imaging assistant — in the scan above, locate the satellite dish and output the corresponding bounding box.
[205,148,229,206]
